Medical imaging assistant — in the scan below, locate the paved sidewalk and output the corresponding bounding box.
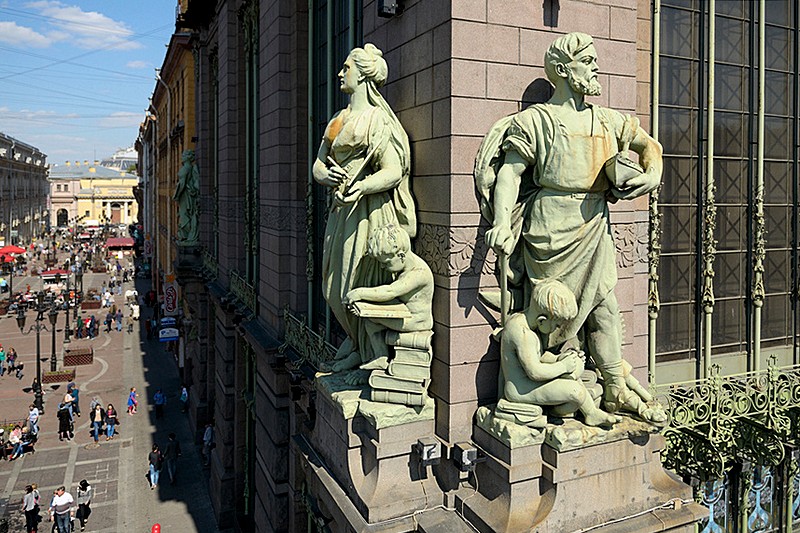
[0,267,218,532]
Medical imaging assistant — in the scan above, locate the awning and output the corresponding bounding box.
[106,237,135,248]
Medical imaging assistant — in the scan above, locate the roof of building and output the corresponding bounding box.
[48,163,133,180]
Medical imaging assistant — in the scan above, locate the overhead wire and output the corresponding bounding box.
[0,6,170,42]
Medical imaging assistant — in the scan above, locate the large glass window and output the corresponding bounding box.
[657,0,798,368]
[310,0,362,333]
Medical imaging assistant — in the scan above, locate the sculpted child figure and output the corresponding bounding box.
[500,279,619,427]
[342,224,434,372]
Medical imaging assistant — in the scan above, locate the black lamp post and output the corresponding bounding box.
[76,267,84,295]
[58,273,71,345]
[17,292,53,413]
[49,306,58,372]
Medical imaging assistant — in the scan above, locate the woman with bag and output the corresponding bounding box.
[21,484,39,533]
[75,480,92,532]
[89,404,105,444]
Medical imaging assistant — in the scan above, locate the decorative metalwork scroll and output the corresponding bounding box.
[230,271,256,313]
[202,249,218,280]
[279,308,336,370]
[657,360,800,481]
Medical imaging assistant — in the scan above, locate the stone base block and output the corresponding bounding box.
[301,372,441,526]
[463,412,705,532]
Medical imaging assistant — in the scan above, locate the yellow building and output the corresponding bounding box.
[145,30,195,292]
[49,161,139,228]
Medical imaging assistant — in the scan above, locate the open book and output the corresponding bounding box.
[347,300,412,319]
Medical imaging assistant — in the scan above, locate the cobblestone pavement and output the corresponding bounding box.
[0,258,218,533]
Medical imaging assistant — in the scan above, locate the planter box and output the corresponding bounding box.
[63,347,93,366]
[81,300,102,310]
[42,369,75,384]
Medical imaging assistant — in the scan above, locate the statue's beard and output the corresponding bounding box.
[568,71,602,96]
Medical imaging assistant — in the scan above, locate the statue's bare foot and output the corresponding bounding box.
[583,410,621,427]
[360,356,388,371]
[320,351,361,373]
[344,370,369,386]
[604,384,667,426]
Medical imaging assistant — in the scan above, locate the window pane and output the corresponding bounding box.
[766,1,793,27]
[715,159,745,204]
[762,294,789,341]
[764,250,789,294]
[716,16,745,65]
[662,8,697,58]
[766,71,793,117]
[661,157,697,204]
[764,161,790,204]
[716,0,744,19]
[661,108,696,156]
[765,26,792,71]
[764,206,789,250]
[765,117,790,159]
[715,64,746,112]
[714,112,744,157]
[657,303,695,355]
[715,252,744,297]
[715,206,744,251]
[662,205,695,253]
[661,254,695,303]
[711,298,744,349]
[662,57,697,107]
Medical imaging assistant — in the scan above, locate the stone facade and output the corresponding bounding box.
[164,1,699,531]
[0,133,48,245]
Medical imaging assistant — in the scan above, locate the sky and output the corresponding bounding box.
[0,1,176,165]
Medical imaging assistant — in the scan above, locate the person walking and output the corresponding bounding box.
[56,403,71,441]
[153,389,166,419]
[21,484,39,533]
[163,433,182,485]
[89,404,105,444]
[11,348,23,379]
[127,387,138,415]
[148,444,163,489]
[28,404,39,436]
[49,486,74,533]
[0,344,7,377]
[202,422,214,466]
[115,309,123,332]
[105,404,118,440]
[104,311,113,332]
[7,347,17,377]
[75,480,92,532]
[125,313,134,334]
[66,383,80,417]
[179,385,188,413]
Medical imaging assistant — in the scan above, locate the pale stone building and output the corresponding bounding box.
[0,133,48,245]
[48,162,139,230]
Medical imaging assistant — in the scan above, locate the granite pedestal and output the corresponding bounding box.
[462,408,705,532]
[306,371,442,526]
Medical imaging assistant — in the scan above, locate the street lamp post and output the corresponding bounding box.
[49,307,58,371]
[57,273,71,345]
[16,292,56,413]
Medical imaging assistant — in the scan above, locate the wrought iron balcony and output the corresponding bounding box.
[229,271,256,314]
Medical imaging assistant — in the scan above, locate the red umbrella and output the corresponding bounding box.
[0,255,13,263]
[0,245,25,255]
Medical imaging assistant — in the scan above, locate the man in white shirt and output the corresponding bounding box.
[50,485,74,533]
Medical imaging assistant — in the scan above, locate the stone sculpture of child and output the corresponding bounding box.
[500,279,619,427]
[340,224,434,372]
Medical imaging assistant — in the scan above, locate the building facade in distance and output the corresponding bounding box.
[48,161,139,229]
[0,132,48,245]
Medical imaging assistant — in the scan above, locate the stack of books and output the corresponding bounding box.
[369,330,433,406]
